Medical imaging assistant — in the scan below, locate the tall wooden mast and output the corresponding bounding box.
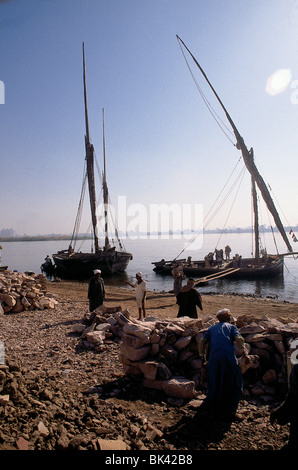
[102,108,110,250]
[82,42,100,253]
[177,35,293,254]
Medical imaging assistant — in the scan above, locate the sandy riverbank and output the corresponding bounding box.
[47,279,298,322]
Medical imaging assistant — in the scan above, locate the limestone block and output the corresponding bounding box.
[178,350,193,362]
[114,312,130,326]
[97,439,128,450]
[11,299,24,313]
[138,361,159,380]
[106,316,118,327]
[21,296,31,308]
[164,324,184,335]
[174,335,192,351]
[95,323,111,332]
[0,293,16,307]
[120,343,151,362]
[72,324,86,334]
[161,376,196,399]
[156,362,172,380]
[123,322,153,343]
[39,297,57,309]
[239,324,266,335]
[244,333,267,343]
[150,330,161,343]
[85,331,106,344]
[122,332,147,349]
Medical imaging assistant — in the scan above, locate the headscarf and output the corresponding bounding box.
[216,308,231,322]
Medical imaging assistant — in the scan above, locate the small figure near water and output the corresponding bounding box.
[199,308,249,419]
[176,278,203,318]
[41,255,56,281]
[88,269,105,312]
[125,272,147,321]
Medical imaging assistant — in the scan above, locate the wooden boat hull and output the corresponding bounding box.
[52,250,132,279]
[152,255,284,280]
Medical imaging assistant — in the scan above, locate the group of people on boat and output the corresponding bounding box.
[204,245,232,267]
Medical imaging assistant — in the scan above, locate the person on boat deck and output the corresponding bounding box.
[233,254,242,268]
[270,363,298,450]
[125,272,147,321]
[176,278,203,318]
[88,269,105,312]
[172,262,185,297]
[199,309,248,419]
[225,245,232,260]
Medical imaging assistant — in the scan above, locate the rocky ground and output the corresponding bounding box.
[1,279,298,453]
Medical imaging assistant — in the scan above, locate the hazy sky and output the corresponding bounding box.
[1,0,298,238]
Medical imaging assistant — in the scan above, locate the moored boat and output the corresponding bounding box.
[52,44,132,279]
[152,255,284,279]
[152,37,297,281]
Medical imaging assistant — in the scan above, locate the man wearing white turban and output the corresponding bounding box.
[125,272,147,320]
[88,269,105,312]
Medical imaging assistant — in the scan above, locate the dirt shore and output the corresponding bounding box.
[1,279,298,452]
[48,279,298,321]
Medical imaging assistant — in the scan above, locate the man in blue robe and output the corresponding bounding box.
[199,309,248,418]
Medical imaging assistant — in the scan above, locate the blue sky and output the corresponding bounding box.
[1,0,298,239]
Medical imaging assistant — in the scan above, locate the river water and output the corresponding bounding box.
[1,232,298,303]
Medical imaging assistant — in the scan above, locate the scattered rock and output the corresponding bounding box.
[0,270,57,313]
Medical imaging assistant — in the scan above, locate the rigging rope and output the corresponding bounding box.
[174,158,244,259]
[204,164,245,228]
[215,166,246,249]
[71,160,87,250]
[252,155,298,249]
[178,39,235,146]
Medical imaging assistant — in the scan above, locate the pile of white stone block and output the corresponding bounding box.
[75,305,298,401]
[0,270,57,314]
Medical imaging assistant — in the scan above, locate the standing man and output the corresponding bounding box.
[225,245,232,260]
[88,269,105,312]
[199,309,248,419]
[176,278,203,318]
[126,272,147,320]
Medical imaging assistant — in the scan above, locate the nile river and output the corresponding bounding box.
[1,232,298,303]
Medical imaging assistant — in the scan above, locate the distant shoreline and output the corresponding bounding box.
[1,225,297,242]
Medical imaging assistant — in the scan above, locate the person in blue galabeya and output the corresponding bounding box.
[199,308,249,420]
